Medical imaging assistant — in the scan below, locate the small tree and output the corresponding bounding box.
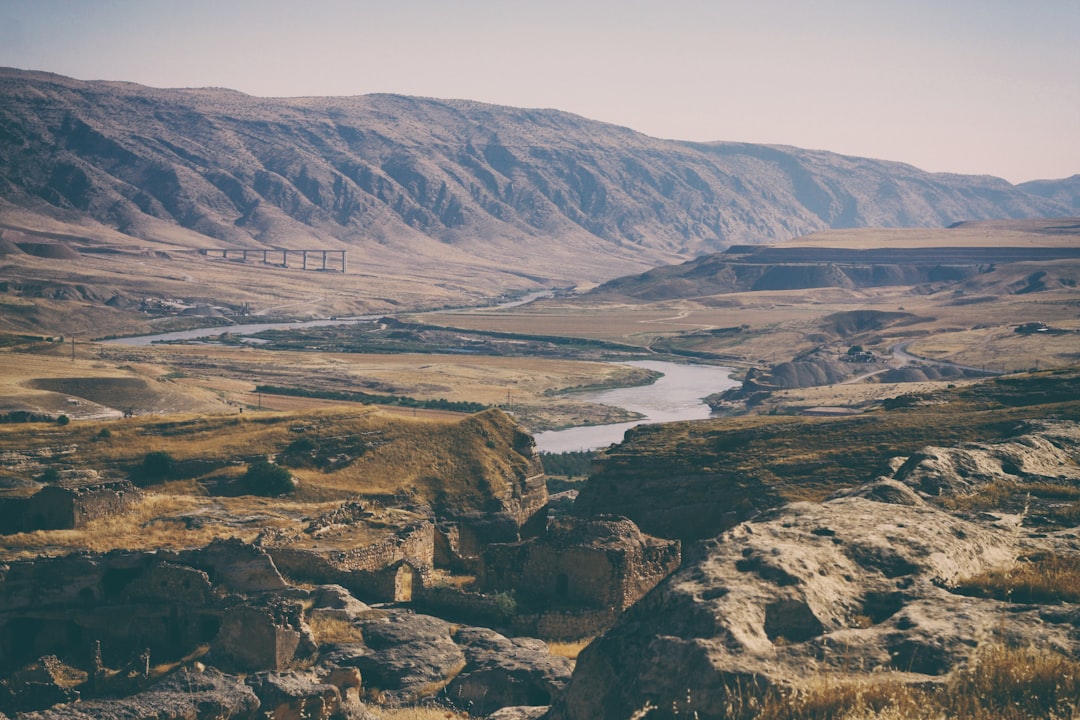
[847,345,864,356]
[56,414,70,426]
[242,460,296,496]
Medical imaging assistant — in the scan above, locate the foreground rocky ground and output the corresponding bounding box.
[0,389,1077,718]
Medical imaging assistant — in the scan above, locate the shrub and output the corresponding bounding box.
[56,414,70,426]
[278,436,320,468]
[491,590,517,617]
[138,450,175,485]
[241,460,296,496]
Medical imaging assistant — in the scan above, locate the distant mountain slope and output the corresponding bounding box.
[1019,175,1080,212]
[0,68,1072,283]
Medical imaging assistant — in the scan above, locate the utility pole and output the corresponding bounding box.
[71,336,75,362]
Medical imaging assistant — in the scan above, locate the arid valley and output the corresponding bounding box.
[0,67,1079,720]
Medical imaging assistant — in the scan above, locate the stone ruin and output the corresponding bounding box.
[0,479,140,534]
[478,515,681,639]
[0,539,299,679]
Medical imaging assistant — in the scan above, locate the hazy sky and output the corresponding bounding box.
[1,0,1077,183]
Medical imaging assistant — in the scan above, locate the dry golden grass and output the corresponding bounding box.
[548,638,592,660]
[955,553,1080,605]
[308,614,365,645]
[0,490,334,559]
[0,336,660,432]
[427,569,476,591]
[0,406,537,556]
[716,643,1080,720]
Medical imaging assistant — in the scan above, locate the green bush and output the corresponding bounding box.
[138,450,174,485]
[242,460,296,496]
[56,414,70,426]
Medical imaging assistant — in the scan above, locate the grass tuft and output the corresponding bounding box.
[954,553,1080,604]
[742,643,1080,719]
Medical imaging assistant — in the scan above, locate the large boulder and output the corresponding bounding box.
[546,489,1078,720]
[327,610,465,705]
[444,627,573,714]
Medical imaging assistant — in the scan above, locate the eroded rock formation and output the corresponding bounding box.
[547,482,1079,720]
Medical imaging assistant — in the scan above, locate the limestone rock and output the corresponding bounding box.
[309,584,372,622]
[893,421,1080,497]
[486,707,549,720]
[444,627,573,714]
[16,667,259,719]
[245,671,341,720]
[335,610,466,704]
[174,537,289,594]
[546,493,1077,720]
[827,477,926,506]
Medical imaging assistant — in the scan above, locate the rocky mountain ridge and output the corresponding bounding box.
[0,68,1074,287]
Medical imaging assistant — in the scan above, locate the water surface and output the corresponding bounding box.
[534,360,738,453]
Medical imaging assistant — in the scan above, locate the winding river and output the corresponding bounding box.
[107,299,737,453]
[533,360,738,453]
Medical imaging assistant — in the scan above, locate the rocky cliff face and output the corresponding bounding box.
[0,68,1071,287]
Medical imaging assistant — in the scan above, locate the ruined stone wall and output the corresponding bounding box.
[21,487,74,531]
[529,547,621,608]
[1,481,140,534]
[267,523,433,602]
[515,608,620,642]
[0,541,291,673]
[615,541,681,611]
[480,543,623,608]
[414,586,514,627]
[479,517,681,614]
[70,482,139,527]
[268,522,433,582]
[0,553,222,673]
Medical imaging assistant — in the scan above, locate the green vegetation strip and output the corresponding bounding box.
[254,385,489,413]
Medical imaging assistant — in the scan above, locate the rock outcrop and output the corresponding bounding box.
[892,420,1080,499]
[547,484,1079,720]
[16,667,259,720]
[444,627,573,714]
[326,611,465,705]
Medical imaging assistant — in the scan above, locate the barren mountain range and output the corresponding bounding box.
[1,67,1076,287]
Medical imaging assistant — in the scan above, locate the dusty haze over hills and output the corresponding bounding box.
[1,0,1077,183]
